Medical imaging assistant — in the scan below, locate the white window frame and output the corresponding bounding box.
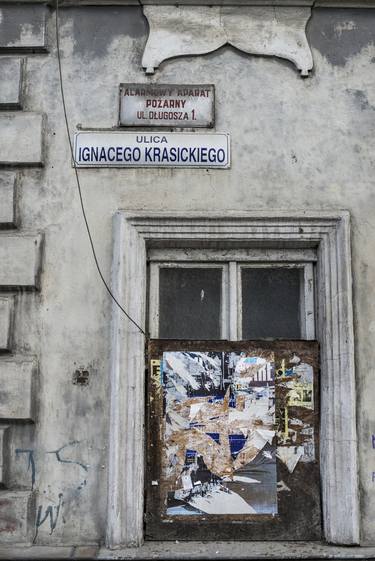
[148,255,315,341]
[106,211,359,549]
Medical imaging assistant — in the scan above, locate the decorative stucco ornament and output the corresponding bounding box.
[142,6,313,77]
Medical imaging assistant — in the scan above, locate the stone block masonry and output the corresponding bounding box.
[0,234,43,289]
[0,2,47,549]
[0,491,35,544]
[0,58,24,109]
[0,172,17,227]
[0,297,14,351]
[0,4,47,52]
[0,357,37,421]
[0,113,44,166]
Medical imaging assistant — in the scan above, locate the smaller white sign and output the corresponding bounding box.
[73,132,230,168]
[119,83,214,128]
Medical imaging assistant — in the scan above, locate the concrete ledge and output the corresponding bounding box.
[1,0,375,7]
[0,356,37,421]
[1,542,375,559]
[0,546,74,559]
[0,58,23,109]
[0,113,44,167]
[0,296,14,351]
[26,0,375,7]
[98,542,375,559]
[0,234,43,289]
[0,490,35,545]
[0,172,17,228]
[0,5,47,52]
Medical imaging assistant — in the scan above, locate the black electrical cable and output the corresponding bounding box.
[55,0,147,337]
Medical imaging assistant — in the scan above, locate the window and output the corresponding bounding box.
[107,212,359,549]
[146,249,320,541]
[148,250,315,340]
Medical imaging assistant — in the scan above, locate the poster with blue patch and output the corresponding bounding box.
[146,340,321,541]
[162,351,277,516]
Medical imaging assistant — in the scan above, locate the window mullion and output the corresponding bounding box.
[228,261,238,341]
[222,264,229,339]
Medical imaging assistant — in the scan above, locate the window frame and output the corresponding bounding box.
[148,256,315,341]
[107,211,359,549]
[148,261,229,339]
[237,262,315,340]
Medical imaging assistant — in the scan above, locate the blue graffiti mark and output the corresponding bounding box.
[372,472,375,482]
[47,441,88,472]
[372,434,375,449]
[33,493,63,543]
[15,449,36,490]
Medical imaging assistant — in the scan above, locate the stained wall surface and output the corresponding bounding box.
[0,2,375,547]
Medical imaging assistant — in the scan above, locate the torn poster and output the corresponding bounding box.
[161,351,278,516]
[276,355,315,471]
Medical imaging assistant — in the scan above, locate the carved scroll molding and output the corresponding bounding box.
[142,6,313,77]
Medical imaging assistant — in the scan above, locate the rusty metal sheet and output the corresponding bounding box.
[145,340,321,541]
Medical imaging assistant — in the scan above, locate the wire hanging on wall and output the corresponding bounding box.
[55,0,147,337]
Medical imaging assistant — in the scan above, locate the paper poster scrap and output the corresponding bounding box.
[161,351,278,516]
[276,355,315,472]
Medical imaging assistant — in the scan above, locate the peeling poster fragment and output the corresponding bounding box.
[162,351,278,516]
[276,355,316,471]
[150,359,162,398]
[276,446,304,474]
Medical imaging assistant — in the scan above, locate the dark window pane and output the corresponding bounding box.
[159,268,221,339]
[242,268,301,339]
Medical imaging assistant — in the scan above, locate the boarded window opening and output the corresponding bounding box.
[145,340,321,541]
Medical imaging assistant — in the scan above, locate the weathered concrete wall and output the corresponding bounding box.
[0,2,375,548]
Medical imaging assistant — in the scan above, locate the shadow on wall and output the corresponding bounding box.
[70,6,148,58]
[307,8,375,66]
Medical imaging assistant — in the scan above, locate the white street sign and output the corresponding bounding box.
[73,132,230,168]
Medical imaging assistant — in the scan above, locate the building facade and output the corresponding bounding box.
[0,0,375,557]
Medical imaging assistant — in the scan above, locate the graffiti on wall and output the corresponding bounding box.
[15,441,90,540]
